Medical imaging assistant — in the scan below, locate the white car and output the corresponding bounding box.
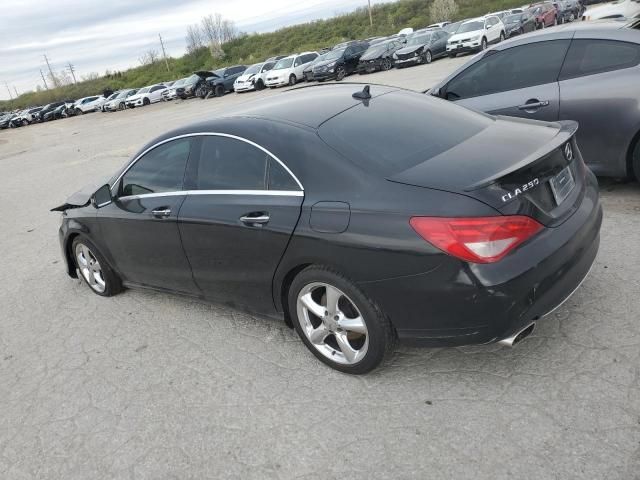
[14,107,43,125]
[161,78,187,101]
[103,89,139,111]
[100,92,121,112]
[427,22,451,28]
[73,96,102,114]
[264,52,319,88]
[234,61,277,92]
[398,27,414,36]
[583,0,640,20]
[126,84,167,108]
[446,15,505,57]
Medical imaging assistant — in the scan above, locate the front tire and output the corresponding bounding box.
[215,84,225,97]
[289,266,396,374]
[382,57,392,70]
[499,31,505,42]
[481,37,488,51]
[632,138,640,183]
[143,97,150,106]
[424,50,432,64]
[75,108,83,115]
[335,66,346,81]
[288,74,297,86]
[72,237,122,297]
[255,79,265,90]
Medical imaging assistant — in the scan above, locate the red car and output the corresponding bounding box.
[529,3,558,28]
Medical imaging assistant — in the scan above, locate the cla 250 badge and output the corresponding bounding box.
[501,178,540,203]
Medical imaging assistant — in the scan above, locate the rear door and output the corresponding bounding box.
[432,31,448,56]
[178,135,304,312]
[444,39,570,121]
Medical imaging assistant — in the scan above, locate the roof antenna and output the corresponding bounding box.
[352,85,371,100]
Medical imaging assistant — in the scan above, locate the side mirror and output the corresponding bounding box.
[430,87,441,97]
[92,184,112,208]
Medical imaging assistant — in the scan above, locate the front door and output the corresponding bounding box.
[97,137,200,295]
[178,135,304,313]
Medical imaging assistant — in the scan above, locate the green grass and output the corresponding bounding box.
[1,0,525,111]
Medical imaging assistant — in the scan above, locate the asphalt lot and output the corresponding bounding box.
[1,56,639,480]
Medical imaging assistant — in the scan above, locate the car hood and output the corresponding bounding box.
[395,44,426,55]
[127,93,144,101]
[50,177,110,211]
[448,30,483,41]
[235,73,256,82]
[313,59,339,68]
[360,50,385,60]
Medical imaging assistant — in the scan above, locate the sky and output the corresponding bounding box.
[0,0,391,100]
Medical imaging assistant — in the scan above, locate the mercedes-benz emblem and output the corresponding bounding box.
[564,142,573,161]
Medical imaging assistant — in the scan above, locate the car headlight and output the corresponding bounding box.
[327,61,337,68]
[393,53,398,59]
[471,35,480,41]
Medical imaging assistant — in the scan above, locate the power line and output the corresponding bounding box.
[158,34,171,73]
[67,62,77,84]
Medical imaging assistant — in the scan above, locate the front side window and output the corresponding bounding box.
[120,138,191,197]
[560,39,640,80]
[445,40,570,99]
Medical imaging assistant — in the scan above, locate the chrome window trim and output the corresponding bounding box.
[118,190,304,201]
[111,132,304,195]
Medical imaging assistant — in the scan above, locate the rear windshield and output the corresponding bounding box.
[318,91,491,176]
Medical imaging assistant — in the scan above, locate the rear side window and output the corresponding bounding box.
[195,136,268,190]
[559,39,640,79]
[445,40,570,99]
[268,158,300,191]
[120,138,191,197]
[319,91,491,176]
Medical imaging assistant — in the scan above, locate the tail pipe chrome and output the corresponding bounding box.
[498,322,535,347]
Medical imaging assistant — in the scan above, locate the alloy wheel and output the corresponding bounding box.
[425,50,432,63]
[336,66,346,81]
[382,58,392,70]
[297,282,369,365]
[481,38,487,50]
[75,243,106,293]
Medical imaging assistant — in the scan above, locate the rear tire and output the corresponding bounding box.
[288,266,396,374]
[72,236,122,297]
[632,138,640,183]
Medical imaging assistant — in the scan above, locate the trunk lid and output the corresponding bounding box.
[389,118,585,227]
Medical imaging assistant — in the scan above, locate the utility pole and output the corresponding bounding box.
[158,34,171,73]
[43,54,55,80]
[40,69,49,90]
[13,86,18,98]
[368,0,373,27]
[4,82,13,100]
[67,62,77,84]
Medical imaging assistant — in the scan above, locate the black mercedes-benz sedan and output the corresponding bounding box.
[54,84,602,374]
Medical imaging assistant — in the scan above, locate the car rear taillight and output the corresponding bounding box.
[410,216,543,264]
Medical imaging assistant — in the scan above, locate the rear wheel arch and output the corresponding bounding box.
[627,129,640,181]
[278,263,313,328]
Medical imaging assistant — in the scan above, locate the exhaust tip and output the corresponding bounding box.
[498,323,535,347]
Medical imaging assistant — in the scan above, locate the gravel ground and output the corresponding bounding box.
[1,56,639,480]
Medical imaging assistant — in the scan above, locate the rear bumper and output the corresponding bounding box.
[358,170,602,347]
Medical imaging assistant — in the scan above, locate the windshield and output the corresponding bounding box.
[106,93,118,100]
[407,34,431,46]
[244,63,262,75]
[273,57,294,69]
[137,87,150,94]
[458,21,484,33]
[172,78,186,87]
[212,68,225,77]
[505,14,522,23]
[444,21,463,33]
[364,45,387,56]
[324,49,346,61]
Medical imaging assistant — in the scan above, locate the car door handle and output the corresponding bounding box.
[239,213,270,226]
[517,100,549,110]
[151,208,171,218]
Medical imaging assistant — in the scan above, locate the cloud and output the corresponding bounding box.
[0,0,390,100]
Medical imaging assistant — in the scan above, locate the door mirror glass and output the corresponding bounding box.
[93,184,112,208]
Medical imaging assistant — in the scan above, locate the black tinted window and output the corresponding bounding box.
[120,139,191,196]
[446,40,570,99]
[560,39,640,79]
[319,91,491,176]
[196,137,268,190]
[268,158,300,190]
